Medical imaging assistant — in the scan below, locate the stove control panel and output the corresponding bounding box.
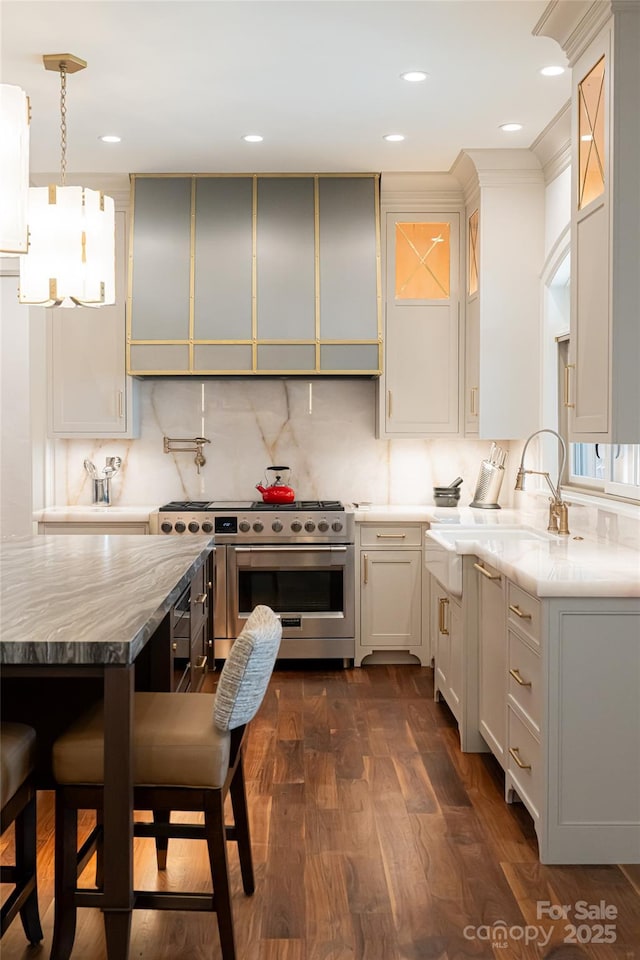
[156,509,353,543]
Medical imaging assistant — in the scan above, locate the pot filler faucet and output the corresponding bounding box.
[514,428,570,535]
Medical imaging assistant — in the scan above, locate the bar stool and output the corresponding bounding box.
[51,604,282,960]
[1,721,44,944]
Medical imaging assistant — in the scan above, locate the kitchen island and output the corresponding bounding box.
[0,534,214,960]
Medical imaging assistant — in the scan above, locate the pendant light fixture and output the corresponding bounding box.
[0,83,30,254]
[19,54,115,307]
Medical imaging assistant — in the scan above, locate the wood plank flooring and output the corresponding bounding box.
[2,664,639,959]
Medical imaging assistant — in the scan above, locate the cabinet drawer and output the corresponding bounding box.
[359,524,422,547]
[507,582,540,648]
[507,706,541,820]
[508,629,541,734]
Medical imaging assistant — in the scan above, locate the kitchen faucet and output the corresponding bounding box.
[514,428,570,535]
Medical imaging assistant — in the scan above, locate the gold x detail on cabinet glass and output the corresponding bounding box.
[394,222,450,300]
[468,209,479,297]
[578,55,605,210]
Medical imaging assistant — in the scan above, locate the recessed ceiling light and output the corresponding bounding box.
[499,123,523,132]
[99,135,121,143]
[540,65,565,77]
[383,134,405,142]
[242,134,263,143]
[400,71,429,83]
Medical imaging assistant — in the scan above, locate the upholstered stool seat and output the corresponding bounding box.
[0,722,43,944]
[54,692,230,789]
[50,604,282,960]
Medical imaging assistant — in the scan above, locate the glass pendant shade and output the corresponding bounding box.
[19,185,115,306]
[0,83,30,255]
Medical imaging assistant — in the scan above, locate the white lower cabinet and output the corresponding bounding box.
[476,558,506,766]
[433,586,462,722]
[355,523,428,666]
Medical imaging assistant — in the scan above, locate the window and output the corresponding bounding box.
[570,443,640,500]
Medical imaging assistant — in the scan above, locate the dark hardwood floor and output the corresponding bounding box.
[2,664,639,959]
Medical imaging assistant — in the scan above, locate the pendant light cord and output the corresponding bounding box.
[59,63,67,186]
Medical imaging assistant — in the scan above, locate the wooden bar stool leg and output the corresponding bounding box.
[95,808,104,889]
[205,790,236,960]
[50,792,79,960]
[228,754,255,895]
[15,792,43,945]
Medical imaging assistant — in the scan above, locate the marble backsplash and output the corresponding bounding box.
[51,379,516,509]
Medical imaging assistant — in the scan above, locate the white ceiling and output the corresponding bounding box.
[1,0,570,186]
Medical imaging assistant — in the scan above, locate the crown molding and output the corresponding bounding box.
[534,1,612,64]
[451,149,544,190]
[529,100,571,183]
[380,171,464,209]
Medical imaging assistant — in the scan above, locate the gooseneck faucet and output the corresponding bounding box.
[514,428,570,535]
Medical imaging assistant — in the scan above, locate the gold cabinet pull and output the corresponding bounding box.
[117,389,124,418]
[470,385,478,416]
[509,603,532,620]
[509,668,532,687]
[564,364,575,408]
[194,655,208,670]
[438,597,449,635]
[194,593,207,606]
[387,389,393,419]
[376,533,406,539]
[474,562,501,581]
[509,746,532,770]
[172,642,177,652]
[363,553,369,585]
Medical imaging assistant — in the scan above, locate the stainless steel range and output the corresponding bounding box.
[156,501,355,661]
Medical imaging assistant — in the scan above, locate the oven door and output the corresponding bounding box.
[227,544,355,642]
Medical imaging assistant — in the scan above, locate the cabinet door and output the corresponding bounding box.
[360,550,421,648]
[48,209,138,438]
[432,586,461,721]
[382,212,460,436]
[477,561,506,766]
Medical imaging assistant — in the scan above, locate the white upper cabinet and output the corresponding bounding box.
[48,208,139,438]
[379,207,462,437]
[452,150,545,440]
[536,0,640,442]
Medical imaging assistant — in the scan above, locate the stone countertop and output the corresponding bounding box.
[425,527,640,598]
[34,505,158,523]
[350,503,529,525]
[0,535,213,666]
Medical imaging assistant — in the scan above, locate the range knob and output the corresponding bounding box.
[188,521,200,533]
[174,520,186,533]
[304,520,316,533]
[317,520,329,532]
[201,521,213,534]
[160,521,173,534]
[253,521,264,533]
[272,520,283,532]
[331,520,343,532]
[291,520,302,533]
[239,520,251,532]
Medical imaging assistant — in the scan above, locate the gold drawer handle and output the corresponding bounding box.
[376,533,406,539]
[509,603,532,620]
[438,597,449,635]
[509,747,532,770]
[509,668,532,687]
[194,593,207,605]
[172,642,177,652]
[474,562,501,581]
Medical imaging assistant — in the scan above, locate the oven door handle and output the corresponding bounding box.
[233,545,348,553]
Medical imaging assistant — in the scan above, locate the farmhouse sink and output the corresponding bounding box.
[424,527,554,596]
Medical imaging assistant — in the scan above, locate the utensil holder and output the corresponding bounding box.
[92,478,112,506]
[470,460,505,509]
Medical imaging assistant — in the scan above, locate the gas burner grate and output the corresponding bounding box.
[250,500,344,511]
[158,501,212,512]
